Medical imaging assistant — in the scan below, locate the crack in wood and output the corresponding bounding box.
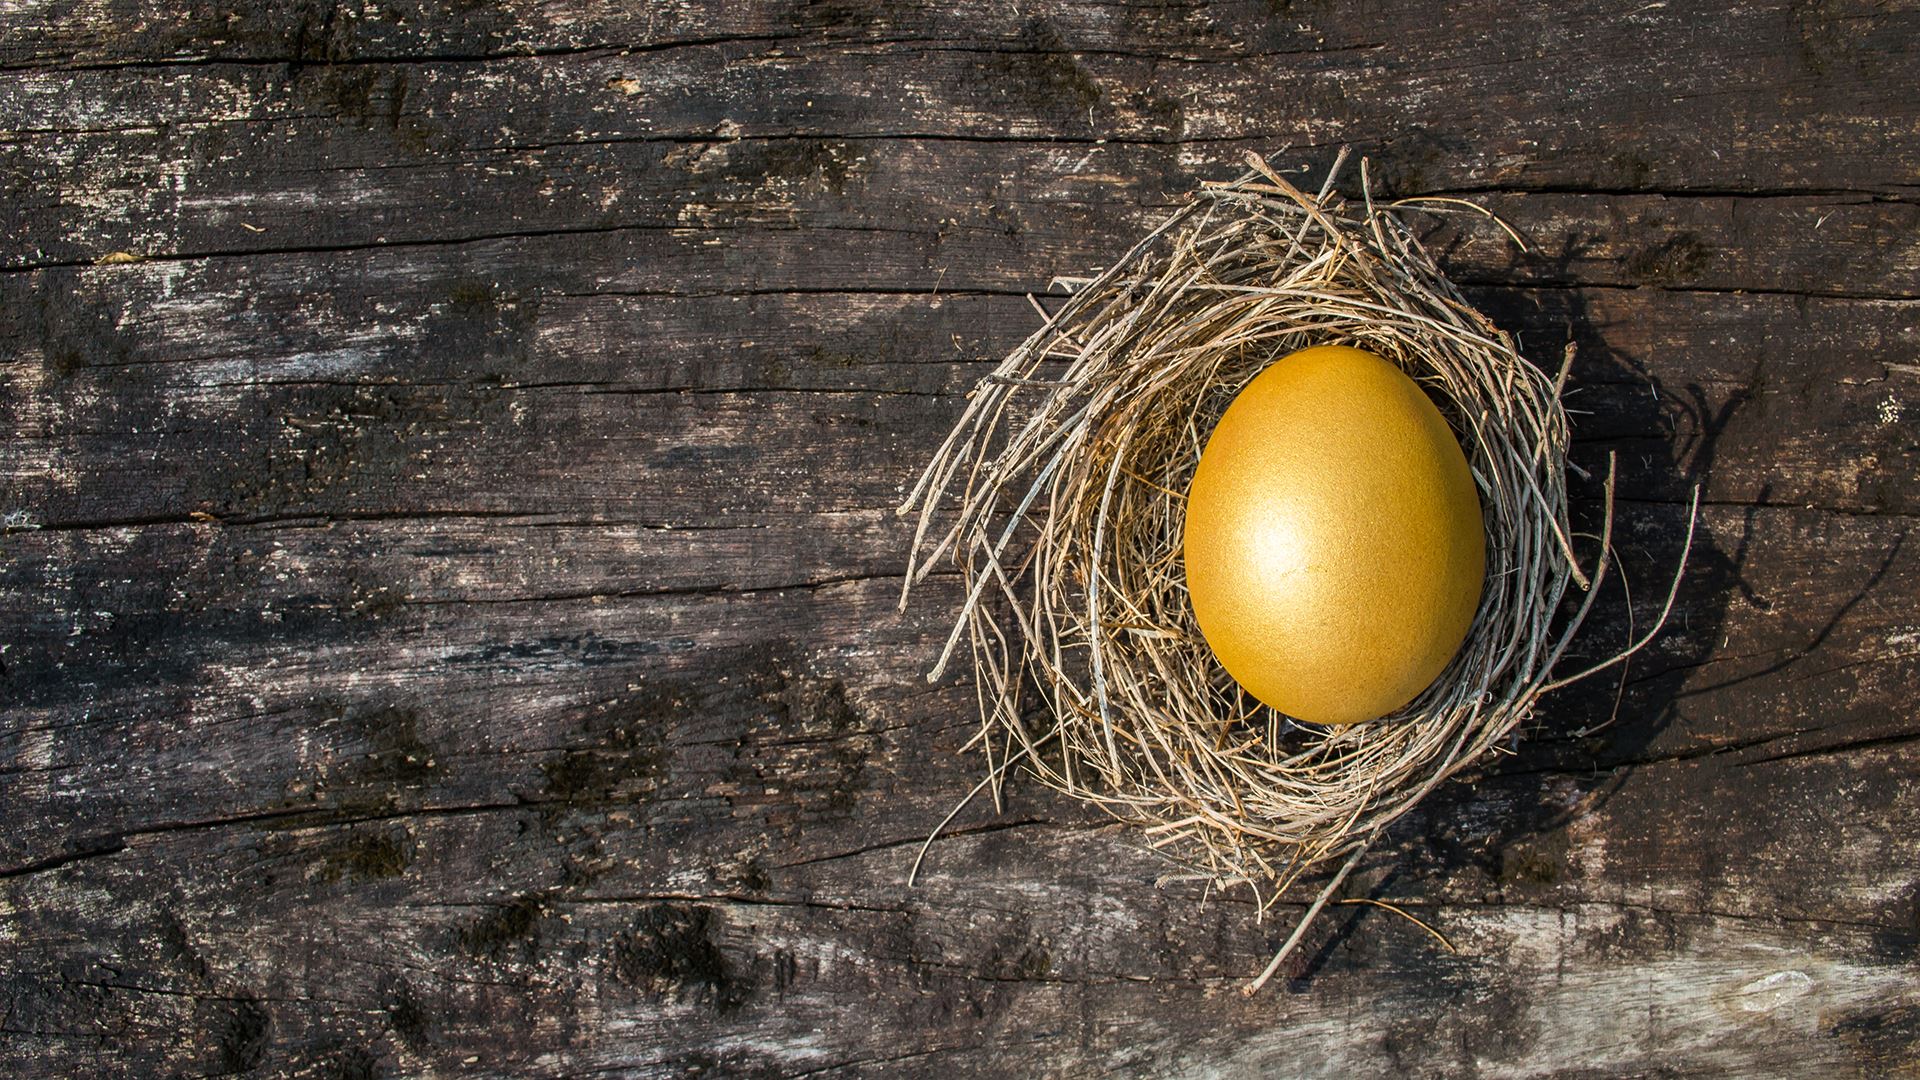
[770,818,1061,871]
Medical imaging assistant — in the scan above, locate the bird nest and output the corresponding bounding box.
[897,151,1689,991]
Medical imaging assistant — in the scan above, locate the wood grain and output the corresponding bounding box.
[3,0,1917,1076]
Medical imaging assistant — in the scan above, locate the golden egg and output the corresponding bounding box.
[1182,345,1486,726]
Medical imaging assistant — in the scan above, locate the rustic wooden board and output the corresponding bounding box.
[4,1,1918,1076]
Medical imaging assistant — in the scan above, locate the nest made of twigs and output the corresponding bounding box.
[898,150,1688,991]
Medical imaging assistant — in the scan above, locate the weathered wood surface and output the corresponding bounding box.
[3,0,1918,1075]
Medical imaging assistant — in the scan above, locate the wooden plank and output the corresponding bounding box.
[4,0,1918,1074]
[7,121,1919,308]
[6,0,1920,273]
[6,72,1920,273]
[2,499,1913,887]
[5,246,1915,530]
[3,730,1914,1076]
